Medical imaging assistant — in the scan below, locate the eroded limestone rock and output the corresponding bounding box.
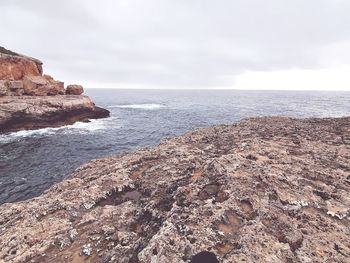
[0,95,109,133]
[66,84,84,95]
[0,51,42,80]
[22,75,66,96]
[0,117,349,262]
[0,80,24,96]
[0,47,109,132]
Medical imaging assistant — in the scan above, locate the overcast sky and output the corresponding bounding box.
[1,0,350,90]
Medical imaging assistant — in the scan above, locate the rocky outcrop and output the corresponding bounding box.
[0,95,109,133]
[0,47,109,133]
[66,84,84,95]
[0,50,42,81]
[22,75,65,96]
[0,117,349,262]
[0,80,24,96]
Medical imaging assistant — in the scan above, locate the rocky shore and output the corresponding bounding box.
[0,117,349,262]
[0,47,109,133]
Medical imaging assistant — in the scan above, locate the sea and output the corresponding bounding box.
[0,89,349,205]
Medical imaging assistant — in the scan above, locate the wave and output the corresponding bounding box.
[109,103,165,110]
[0,118,113,143]
[65,118,109,132]
[1,127,57,140]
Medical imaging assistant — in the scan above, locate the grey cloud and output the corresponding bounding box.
[1,0,349,88]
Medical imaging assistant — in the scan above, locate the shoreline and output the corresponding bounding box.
[0,96,109,134]
[0,95,110,134]
[1,116,349,262]
[0,48,110,134]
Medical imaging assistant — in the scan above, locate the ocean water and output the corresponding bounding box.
[0,89,349,205]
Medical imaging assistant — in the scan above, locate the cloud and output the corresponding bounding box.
[1,0,350,89]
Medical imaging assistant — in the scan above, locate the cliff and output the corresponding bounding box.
[0,47,109,133]
[0,117,349,262]
[0,47,43,81]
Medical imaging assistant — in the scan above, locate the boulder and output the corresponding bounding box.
[22,75,65,96]
[66,84,84,95]
[43,74,65,95]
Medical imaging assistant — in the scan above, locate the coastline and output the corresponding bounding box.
[0,95,109,134]
[1,116,349,262]
[0,47,110,134]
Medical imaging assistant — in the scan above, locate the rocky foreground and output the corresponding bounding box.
[1,117,350,263]
[0,47,109,133]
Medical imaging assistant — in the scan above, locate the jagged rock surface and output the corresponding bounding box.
[0,117,349,263]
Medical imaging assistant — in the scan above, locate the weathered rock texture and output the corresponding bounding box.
[0,80,24,96]
[0,96,109,133]
[66,84,84,95]
[0,47,109,133]
[0,51,43,81]
[22,75,65,96]
[0,117,349,263]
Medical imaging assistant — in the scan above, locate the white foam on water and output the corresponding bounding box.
[1,127,57,140]
[65,118,109,132]
[0,117,114,143]
[109,103,165,110]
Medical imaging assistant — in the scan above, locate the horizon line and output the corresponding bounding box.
[84,88,350,92]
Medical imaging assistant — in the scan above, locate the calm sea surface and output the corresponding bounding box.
[0,90,349,204]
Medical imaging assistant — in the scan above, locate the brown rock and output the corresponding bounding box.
[0,52,42,80]
[0,117,349,262]
[0,47,109,132]
[22,75,64,96]
[0,95,110,133]
[198,184,220,200]
[8,80,24,93]
[43,74,55,82]
[66,84,84,95]
[43,74,65,95]
[0,80,8,96]
[0,80,24,96]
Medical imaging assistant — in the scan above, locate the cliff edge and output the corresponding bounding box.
[0,47,109,133]
[0,117,349,262]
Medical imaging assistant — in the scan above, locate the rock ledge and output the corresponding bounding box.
[0,117,349,262]
[0,47,109,133]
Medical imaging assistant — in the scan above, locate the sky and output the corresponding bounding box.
[1,0,350,90]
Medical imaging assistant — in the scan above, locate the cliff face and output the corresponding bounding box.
[0,117,349,263]
[0,47,109,133]
[0,51,43,81]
